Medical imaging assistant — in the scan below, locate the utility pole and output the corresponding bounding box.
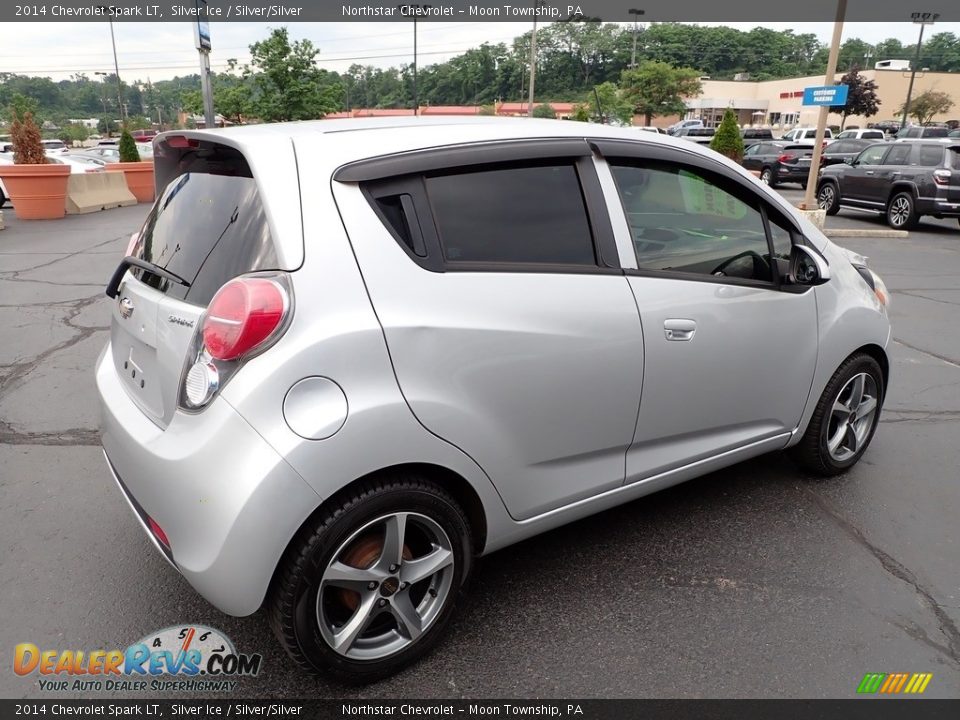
[193,0,215,128]
[801,0,846,211]
[101,10,126,125]
[901,12,938,129]
[414,15,419,115]
[629,8,645,68]
[527,4,540,116]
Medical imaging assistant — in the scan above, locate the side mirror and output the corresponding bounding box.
[844,157,854,165]
[789,245,831,286]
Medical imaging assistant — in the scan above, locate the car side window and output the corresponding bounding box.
[609,161,774,283]
[423,162,596,266]
[918,145,945,166]
[857,145,888,165]
[884,145,912,166]
[744,144,759,156]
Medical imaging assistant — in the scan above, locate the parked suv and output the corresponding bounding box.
[97,119,891,682]
[896,125,949,140]
[817,141,960,229]
[741,141,814,187]
[781,127,834,145]
[834,128,886,141]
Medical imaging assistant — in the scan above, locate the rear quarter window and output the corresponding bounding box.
[918,145,946,166]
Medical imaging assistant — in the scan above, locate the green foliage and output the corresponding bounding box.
[898,89,955,126]
[244,27,342,121]
[570,103,591,122]
[10,110,46,164]
[215,84,251,124]
[57,123,89,145]
[532,103,557,119]
[621,61,702,124]
[829,69,880,129]
[709,108,745,162]
[478,104,496,116]
[6,93,39,124]
[587,81,635,125]
[118,129,140,163]
[98,116,117,136]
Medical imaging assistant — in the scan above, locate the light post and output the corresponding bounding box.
[94,71,111,134]
[628,8,645,68]
[399,5,430,115]
[527,1,544,117]
[97,7,126,125]
[900,12,939,130]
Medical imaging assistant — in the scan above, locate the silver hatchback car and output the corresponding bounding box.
[97,118,891,682]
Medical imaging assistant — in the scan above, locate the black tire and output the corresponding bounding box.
[760,167,777,188]
[817,182,840,215]
[886,191,919,230]
[790,353,884,476]
[268,475,473,683]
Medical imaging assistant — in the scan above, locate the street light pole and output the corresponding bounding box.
[414,16,418,115]
[901,12,938,130]
[527,2,541,117]
[629,8,645,68]
[106,14,126,125]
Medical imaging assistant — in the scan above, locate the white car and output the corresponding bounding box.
[834,128,887,141]
[0,153,11,206]
[48,155,105,174]
[42,139,70,155]
[781,127,834,146]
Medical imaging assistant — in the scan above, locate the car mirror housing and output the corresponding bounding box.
[790,245,831,286]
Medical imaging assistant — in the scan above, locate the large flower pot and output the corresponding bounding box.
[0,164,71,220]
[106,161,155,203]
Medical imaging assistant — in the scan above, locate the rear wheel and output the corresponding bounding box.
[790,353,884,476]
[268,475,473,683]
[886,191,918,230]
[817,182,840,215]
[760,167,777,187]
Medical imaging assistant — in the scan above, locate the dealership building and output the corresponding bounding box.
[683,65,960,129]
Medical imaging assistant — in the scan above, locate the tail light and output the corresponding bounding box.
[933,169,952,186]
[147,517,170,548]
[203,278,287,361]
[180,274,292,409]
[777,154,796,163]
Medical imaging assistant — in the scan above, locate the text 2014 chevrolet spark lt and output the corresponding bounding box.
[96,118,891,682]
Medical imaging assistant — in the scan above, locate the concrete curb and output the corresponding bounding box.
[824,228,909,238]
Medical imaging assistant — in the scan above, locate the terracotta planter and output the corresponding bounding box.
[0,164,71,220]
[106,161,155,203]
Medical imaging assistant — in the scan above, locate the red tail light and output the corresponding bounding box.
[164,135,199,149]
[148,517,170,548]
[933,169,952,186]
[203,278,287,361]
[777,154,795,163]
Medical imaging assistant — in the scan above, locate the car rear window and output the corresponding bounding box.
[923,127,948,138]
[131,168,278,305]
[424,163,596,266]
[918,145,946,166]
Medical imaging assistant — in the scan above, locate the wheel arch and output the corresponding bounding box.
[856,342,890,401]
[887,181,919,202]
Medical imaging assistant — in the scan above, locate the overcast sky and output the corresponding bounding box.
[3,22,959,84]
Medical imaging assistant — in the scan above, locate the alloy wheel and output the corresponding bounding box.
[826,372,879,462]
[889,196,911,227]
[317,512,455,660]
[817,185,835,210]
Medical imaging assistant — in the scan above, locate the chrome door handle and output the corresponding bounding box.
[664,319,697,341]
[865,170,875,175]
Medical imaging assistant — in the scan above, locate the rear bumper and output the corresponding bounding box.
[916,196,960,217]
[96,342,321,616]
[775,165,811,182]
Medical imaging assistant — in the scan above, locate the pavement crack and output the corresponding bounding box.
[0,420,99,447]
[0,234,126,278]
[892,290,960,308]
[892,338,960,369]
[880,409,960,424]
[801,486,960,667]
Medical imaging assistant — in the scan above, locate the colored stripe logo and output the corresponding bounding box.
[857,672,932,694]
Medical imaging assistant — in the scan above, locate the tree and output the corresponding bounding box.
[588,81,635,125]
[620,61,702,125]
[532,103,557,119]
[118,128,140,163]
[898,89,954,126]
[244,27,342,121]
[829,68,880,129]
[709,108,745,162]
[570,103,591,122]
[214,84,251,124]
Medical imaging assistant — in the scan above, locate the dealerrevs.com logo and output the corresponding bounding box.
[14,625,262,693]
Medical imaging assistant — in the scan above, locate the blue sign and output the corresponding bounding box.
[802,85,849,107]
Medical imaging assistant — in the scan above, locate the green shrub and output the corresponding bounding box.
[118,128,141,163]
[709,108,745,162]
[10,110,47,164]
[532,103,557,119]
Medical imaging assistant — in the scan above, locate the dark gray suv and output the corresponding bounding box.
[817,141,960,229]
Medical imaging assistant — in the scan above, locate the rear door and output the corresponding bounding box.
[332,141,644,521]
[109,141,285,428]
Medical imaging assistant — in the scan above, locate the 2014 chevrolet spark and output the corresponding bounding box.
[96,118,891,682]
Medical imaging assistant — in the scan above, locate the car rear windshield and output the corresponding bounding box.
[924,128,949,137]
[130,165,278,306]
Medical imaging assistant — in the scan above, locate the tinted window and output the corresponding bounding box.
[923,127,948,138]
[425,163,595,265]
[858,145,888,165]
[951,149,960,171]
[862,131,885,139]
[884,145,912,166]
[133,172,278,305]
[918,145,945,166]
[610,162,773,282]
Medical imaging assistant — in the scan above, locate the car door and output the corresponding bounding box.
[741,142,765,171]
[332,140,644,521]
[593,140,818,482]
[868,143,913,203]
[843,143,891,202]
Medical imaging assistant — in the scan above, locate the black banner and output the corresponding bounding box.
[1,700,959,719]
[2,0,959,23]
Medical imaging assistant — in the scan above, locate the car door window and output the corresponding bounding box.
[610,161,774,283]
[857,145,889,165]
[424,162,596,266]
[744,144,760,156]
[884,145,912,166]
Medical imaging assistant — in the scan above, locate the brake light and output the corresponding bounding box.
[147,517,170,548]
[164,135,199,149]
[203,278,287,361]
[933,169,952,186]
[777,154,795,163]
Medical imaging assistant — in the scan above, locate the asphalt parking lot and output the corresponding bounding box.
[0,194,958,699]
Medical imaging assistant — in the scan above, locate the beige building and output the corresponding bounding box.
[685,68,960,130]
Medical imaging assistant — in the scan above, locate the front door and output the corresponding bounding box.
[600,150,819,481]
[844,144,891,202]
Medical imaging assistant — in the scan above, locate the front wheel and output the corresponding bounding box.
[817,183,840,215]
[790,353,884,476]
[268,476,473,683]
